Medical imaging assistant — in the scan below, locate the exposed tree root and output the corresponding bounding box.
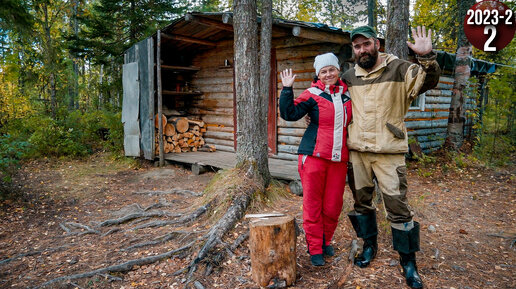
[97,210,177,227]
[203,231,249,276]
[134,189,202,197]
[35,241,195,289]
[130,203,211,231]
[60,222,100,236]
[121,230,198,251]
[327,239,359,289]
[0,245,70,266]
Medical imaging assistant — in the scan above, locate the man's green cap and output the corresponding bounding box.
[350,25,377,41]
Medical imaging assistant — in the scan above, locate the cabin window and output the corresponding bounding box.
[410,92,425,111]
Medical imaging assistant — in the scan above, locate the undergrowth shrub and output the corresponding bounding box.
[0,134,30,183]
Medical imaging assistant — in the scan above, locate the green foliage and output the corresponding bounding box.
[413,153,436,177]
[0,134,30,183]
[4,110,124,158]
[412,0,457,51]
[473,67,516,167]
[28,116,89,157]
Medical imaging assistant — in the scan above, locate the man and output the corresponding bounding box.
[342,25,440,289]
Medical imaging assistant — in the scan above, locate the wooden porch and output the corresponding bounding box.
[164,151,299,181]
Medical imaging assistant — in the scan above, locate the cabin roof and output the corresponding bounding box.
[134,11,498,74]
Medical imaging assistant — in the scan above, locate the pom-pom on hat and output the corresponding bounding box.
[313,53,340,75]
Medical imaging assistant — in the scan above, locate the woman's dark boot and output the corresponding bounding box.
[348,211,378,268]
[392,222,424,289]
[322,235,335,257]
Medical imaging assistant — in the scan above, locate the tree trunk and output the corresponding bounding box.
[446,0,475,150]
[233,0,270,184]
[368,0,376,29]
[385,0,409,60]
[259,0,273,185]
[42,3,57,118]
[68,0,79,111]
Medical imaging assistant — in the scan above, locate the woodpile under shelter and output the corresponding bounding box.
[122,12,496,181]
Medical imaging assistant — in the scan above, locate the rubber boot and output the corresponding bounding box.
[310,254,324,266]
[323,235,334,257]
[348,211,378,268]
[392,222,424,289]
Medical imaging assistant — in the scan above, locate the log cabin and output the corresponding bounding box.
[122,12,496,181]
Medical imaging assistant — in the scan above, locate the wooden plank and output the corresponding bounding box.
[157,30,164,167]
[425,96,451,104]
[405,110,449,119]
[278,135,302,145]
[278,118,308,129]
[161,32,217,46]
[160,65,201,71]
[204,131,234,140]
[416,133,446,143]
[202,114,234,127]
[271,152,298,161]
[185,13,234,31]
[408,128,447,136]
[405,119,448,129]
[204,138,234,147]
[278,127,305,137]
[163,151,300,180]
[292,26,350,44]
[426,89,453,97]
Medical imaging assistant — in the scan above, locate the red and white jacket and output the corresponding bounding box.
[280,79,352,162]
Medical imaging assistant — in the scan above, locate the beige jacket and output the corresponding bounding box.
[343,52,441,153]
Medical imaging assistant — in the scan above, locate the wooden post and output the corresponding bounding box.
[157,30,164,167]
[249,215,296,287]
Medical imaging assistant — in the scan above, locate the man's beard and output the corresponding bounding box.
[356,49,378,69]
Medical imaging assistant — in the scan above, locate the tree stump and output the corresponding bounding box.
[249,215,296,287]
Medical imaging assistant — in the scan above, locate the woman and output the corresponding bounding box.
[279,52,352,266]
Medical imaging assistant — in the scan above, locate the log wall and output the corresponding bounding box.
[190,40,236,153]
[179,38,480,157]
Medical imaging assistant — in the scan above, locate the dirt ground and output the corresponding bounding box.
[0,152,514,289]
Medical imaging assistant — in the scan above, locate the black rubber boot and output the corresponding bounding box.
[392,222,423,289]
[310,254,325,266]
[322,235,334,257]
[348,211,378,268]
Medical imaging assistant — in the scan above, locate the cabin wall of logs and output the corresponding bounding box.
[189,40,236,153]
[171,39,475,158]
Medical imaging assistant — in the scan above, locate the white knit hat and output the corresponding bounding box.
[313,53,340,75]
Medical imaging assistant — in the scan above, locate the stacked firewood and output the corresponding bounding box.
[154,114,216,154]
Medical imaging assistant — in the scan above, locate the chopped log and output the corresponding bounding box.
[188,119,205,127]
[249,215,296,287]
[154,113,167,129]
[165,123,176,136]
[171,117,190,133]
[197,144,216,152]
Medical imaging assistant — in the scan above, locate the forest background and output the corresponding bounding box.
[0,0,514,197]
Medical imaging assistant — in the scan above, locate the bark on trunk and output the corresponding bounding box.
[446,0,475,150]
[233,0,271,184]
[385,0,409,60]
